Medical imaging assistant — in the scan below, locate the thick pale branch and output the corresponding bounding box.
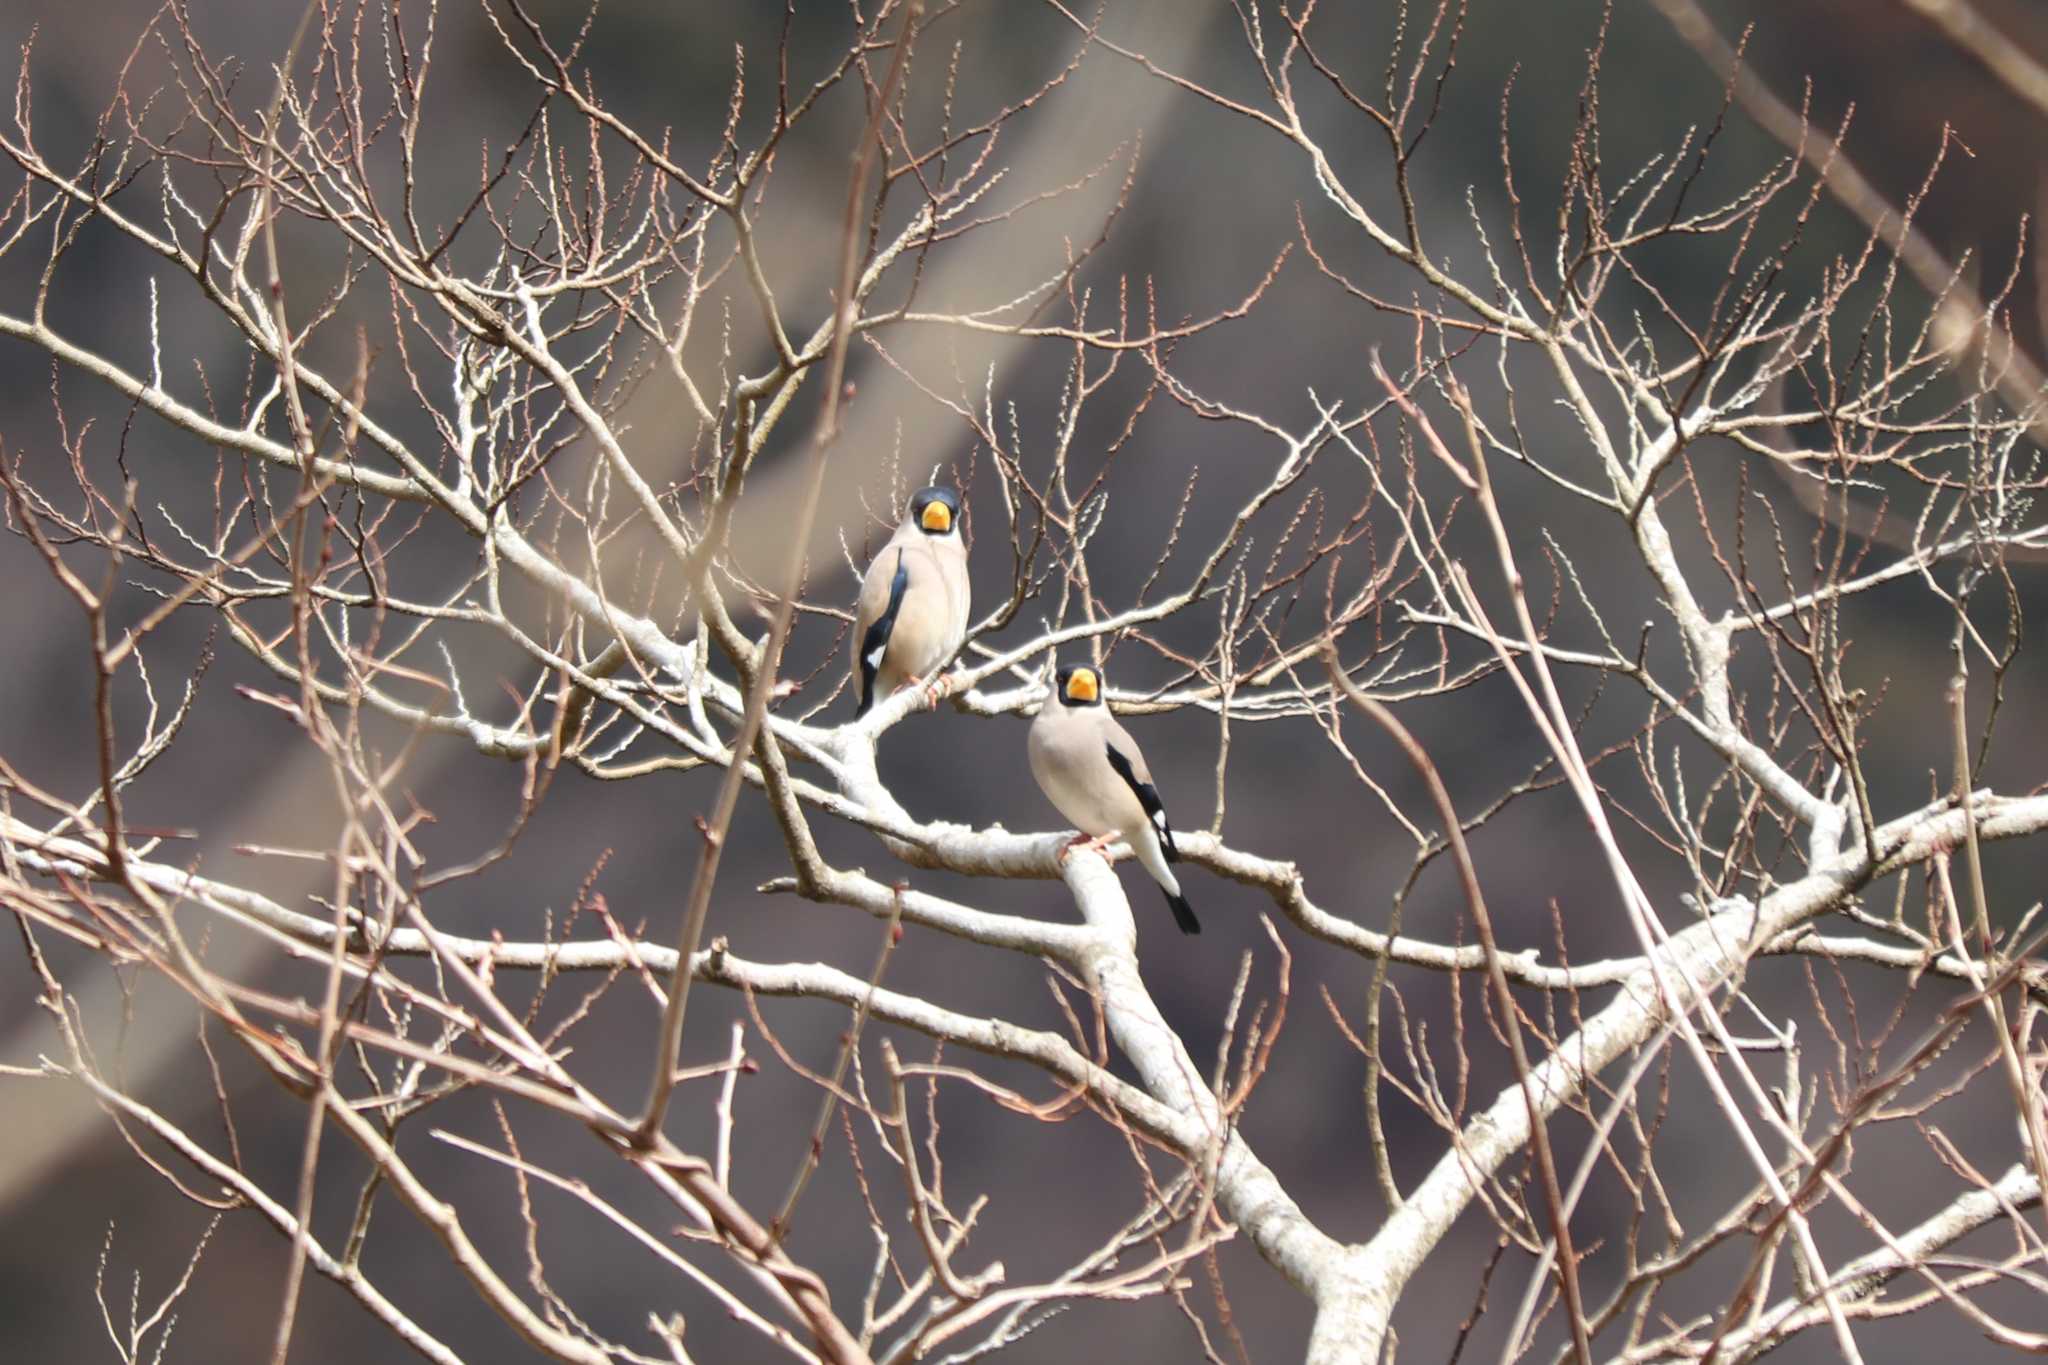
[1711,1162,2044,1359]
[1320,792,2048,1357]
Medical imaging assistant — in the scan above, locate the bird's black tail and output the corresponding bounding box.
[1164,888,1200,935]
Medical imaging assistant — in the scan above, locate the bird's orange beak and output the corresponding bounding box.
[1066,668,1099,703]
[920,501,952,533]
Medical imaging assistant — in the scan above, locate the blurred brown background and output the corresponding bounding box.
[2,1,2046,1361]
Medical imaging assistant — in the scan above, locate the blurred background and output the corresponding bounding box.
[2,1,2046,1361]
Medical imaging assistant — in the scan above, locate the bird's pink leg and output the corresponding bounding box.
[1057,831,1119,863]
[889,671,956,711]
[894,671,955,710]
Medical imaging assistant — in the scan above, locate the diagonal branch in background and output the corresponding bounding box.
[1647,0,2048,438]
[1895,0,2048,123]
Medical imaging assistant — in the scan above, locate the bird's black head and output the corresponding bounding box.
[908,485,961,538]
[1054,664,1102,708]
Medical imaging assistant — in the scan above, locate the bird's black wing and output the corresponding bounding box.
[856,550,909,717]
[1103,742,1178,861]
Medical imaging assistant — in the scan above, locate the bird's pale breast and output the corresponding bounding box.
[1029,708,1143,835]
